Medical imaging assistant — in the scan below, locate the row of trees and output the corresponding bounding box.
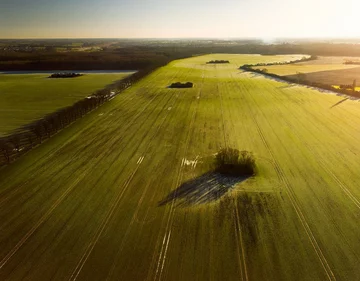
[344,60,360,65]
[242,55,317,68]
[0,59,171,166]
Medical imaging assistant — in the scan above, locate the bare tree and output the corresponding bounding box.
[9,135,21,152]
[31,123,44,143]
[0,139,13,164]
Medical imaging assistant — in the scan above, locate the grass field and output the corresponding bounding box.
[1,54,360,280]
[0,72,133,136]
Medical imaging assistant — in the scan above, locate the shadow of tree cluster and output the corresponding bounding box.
[159,172,249,207]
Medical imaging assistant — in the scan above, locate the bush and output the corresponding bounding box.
[214,148,256,176]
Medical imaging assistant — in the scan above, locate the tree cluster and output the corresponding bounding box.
[214,148,256,176]
[206,60,230,64]
[49,73,83,78]
[169,82,193,88]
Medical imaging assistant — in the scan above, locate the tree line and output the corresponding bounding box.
[241,55,317,68]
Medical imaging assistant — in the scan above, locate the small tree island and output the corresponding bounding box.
[206,60,230,64]
[169,82,194,88]
[214,148,256,176]
[48,73,83,78]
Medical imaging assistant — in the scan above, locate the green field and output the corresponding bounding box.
[0,72,133,136]
[1,54,360,280]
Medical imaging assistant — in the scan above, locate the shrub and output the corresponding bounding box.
[214,148,256,176]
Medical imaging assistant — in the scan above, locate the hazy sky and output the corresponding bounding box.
[0,0,358,38]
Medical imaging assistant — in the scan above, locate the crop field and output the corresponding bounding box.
[288,66,360,85]
[1,54,360,280]
[254,56,360,75]
[254,56,360,85]
[0,72,133,136]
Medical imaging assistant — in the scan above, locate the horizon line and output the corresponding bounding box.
[2,36,360,41]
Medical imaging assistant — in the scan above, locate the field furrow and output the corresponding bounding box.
[1,54,360,280]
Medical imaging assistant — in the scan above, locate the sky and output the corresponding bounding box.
[0,0,359,39]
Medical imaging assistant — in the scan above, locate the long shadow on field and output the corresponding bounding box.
[158,172,249,207]
[330,97,348,108]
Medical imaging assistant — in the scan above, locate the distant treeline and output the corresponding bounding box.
[7,42,360,71]
[242,55,316,68]
[344,61,360,65]
[0,48,170,71]
[0,53,197,166]
[338,82,356,90]
[206,60,230,64]
[49,73,82,78]
[240,58,360,101]
[169,82,194,88]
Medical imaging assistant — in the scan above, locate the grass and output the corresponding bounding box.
[1,54,360,280]
[0,72,133,136]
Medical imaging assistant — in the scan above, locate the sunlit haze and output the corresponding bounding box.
[0,0,359,38]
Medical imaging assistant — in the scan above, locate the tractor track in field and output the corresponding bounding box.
[0,168,89,270]
[232,73,337,281]
[0,69,166,211]
[259,76,360,213]
[150,68,206,281]
[261,79,360,263]
[221,69,248,281]
[283,88,360,211]
[103,72,194,281]
[69,70,185,281]
[234,197,249,281]
[69,159,144,281]
[0,70,164,204]
[0,70,177,275]
[217,82,228,148]
[0,77,167,252]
